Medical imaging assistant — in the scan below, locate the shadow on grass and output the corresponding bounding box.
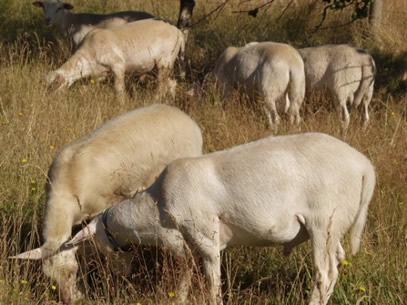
[371,49,407,98]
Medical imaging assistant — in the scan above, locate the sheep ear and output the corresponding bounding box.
[63,3,74,10]
[9,248,43,260]
[68,219,97,246]
[32,1,44,8]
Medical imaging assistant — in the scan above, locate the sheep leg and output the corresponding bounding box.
[167,78,178,100]
[288,85,304,127]
[202,252,222,305]
[340,103,350,135]
[221,82,234,101]
[173,251,193,304]
[336,242,346,266]
[360,96,370,132]
[106,251,134,277]
[183,222,222,305]
[308,229,340,305]
[334,97,350,135]
[162,230,193,304]
[287,95,302,126]
[177,40,186,80]
[110,63,126,103]
[263,97,280,133]
[156,68,176,101]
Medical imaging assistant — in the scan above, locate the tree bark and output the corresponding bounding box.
[177,0,195,40]
[369,0,383,28]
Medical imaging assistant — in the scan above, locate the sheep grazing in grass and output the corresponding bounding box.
[45,18,186,102]
[213,41,305,132]
[10,104,203,305]
[298,44,376,134]
[67,132,375,305]
[32,0,154,49]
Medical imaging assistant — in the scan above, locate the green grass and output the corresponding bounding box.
[0,0,406,304]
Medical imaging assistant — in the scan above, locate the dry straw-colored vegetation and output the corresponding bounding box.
[0,0,406,304]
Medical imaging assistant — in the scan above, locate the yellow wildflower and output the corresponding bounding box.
[341,259,349,266]
[168,291,175,298]
[31,180,36,184]
[18,112,23,116]
[90,79,95,84]
[358,286,366,292]
[51,285,57,290]
[136,303,142,305]
[21,158,28,163]
[49,145,55,150]
[391,112,395,116]
[21,280,28,284]
[31,187,36,191]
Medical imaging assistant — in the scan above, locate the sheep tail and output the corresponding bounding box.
[350,163,376,255]
[353,53,376,108]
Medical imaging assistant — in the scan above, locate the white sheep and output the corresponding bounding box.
[213,41,306,132]
[67,132,375,305]
[10,104,203,305]
[46,18,186,102]
[298,44,376,134]
[32,0,154,49]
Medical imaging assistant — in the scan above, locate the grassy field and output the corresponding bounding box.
[0,0,406,304]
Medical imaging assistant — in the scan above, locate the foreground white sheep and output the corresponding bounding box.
[68,132,375,305]
[33,0,154,48]
[10,104,203,305]
[298,44,376,133]
[46,18,185,101]
[213,41,305,132]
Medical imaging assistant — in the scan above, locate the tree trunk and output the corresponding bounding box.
[177,0,195,41]
[369,0,383,28]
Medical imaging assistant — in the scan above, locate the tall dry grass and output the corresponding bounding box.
[0,0,406,304]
